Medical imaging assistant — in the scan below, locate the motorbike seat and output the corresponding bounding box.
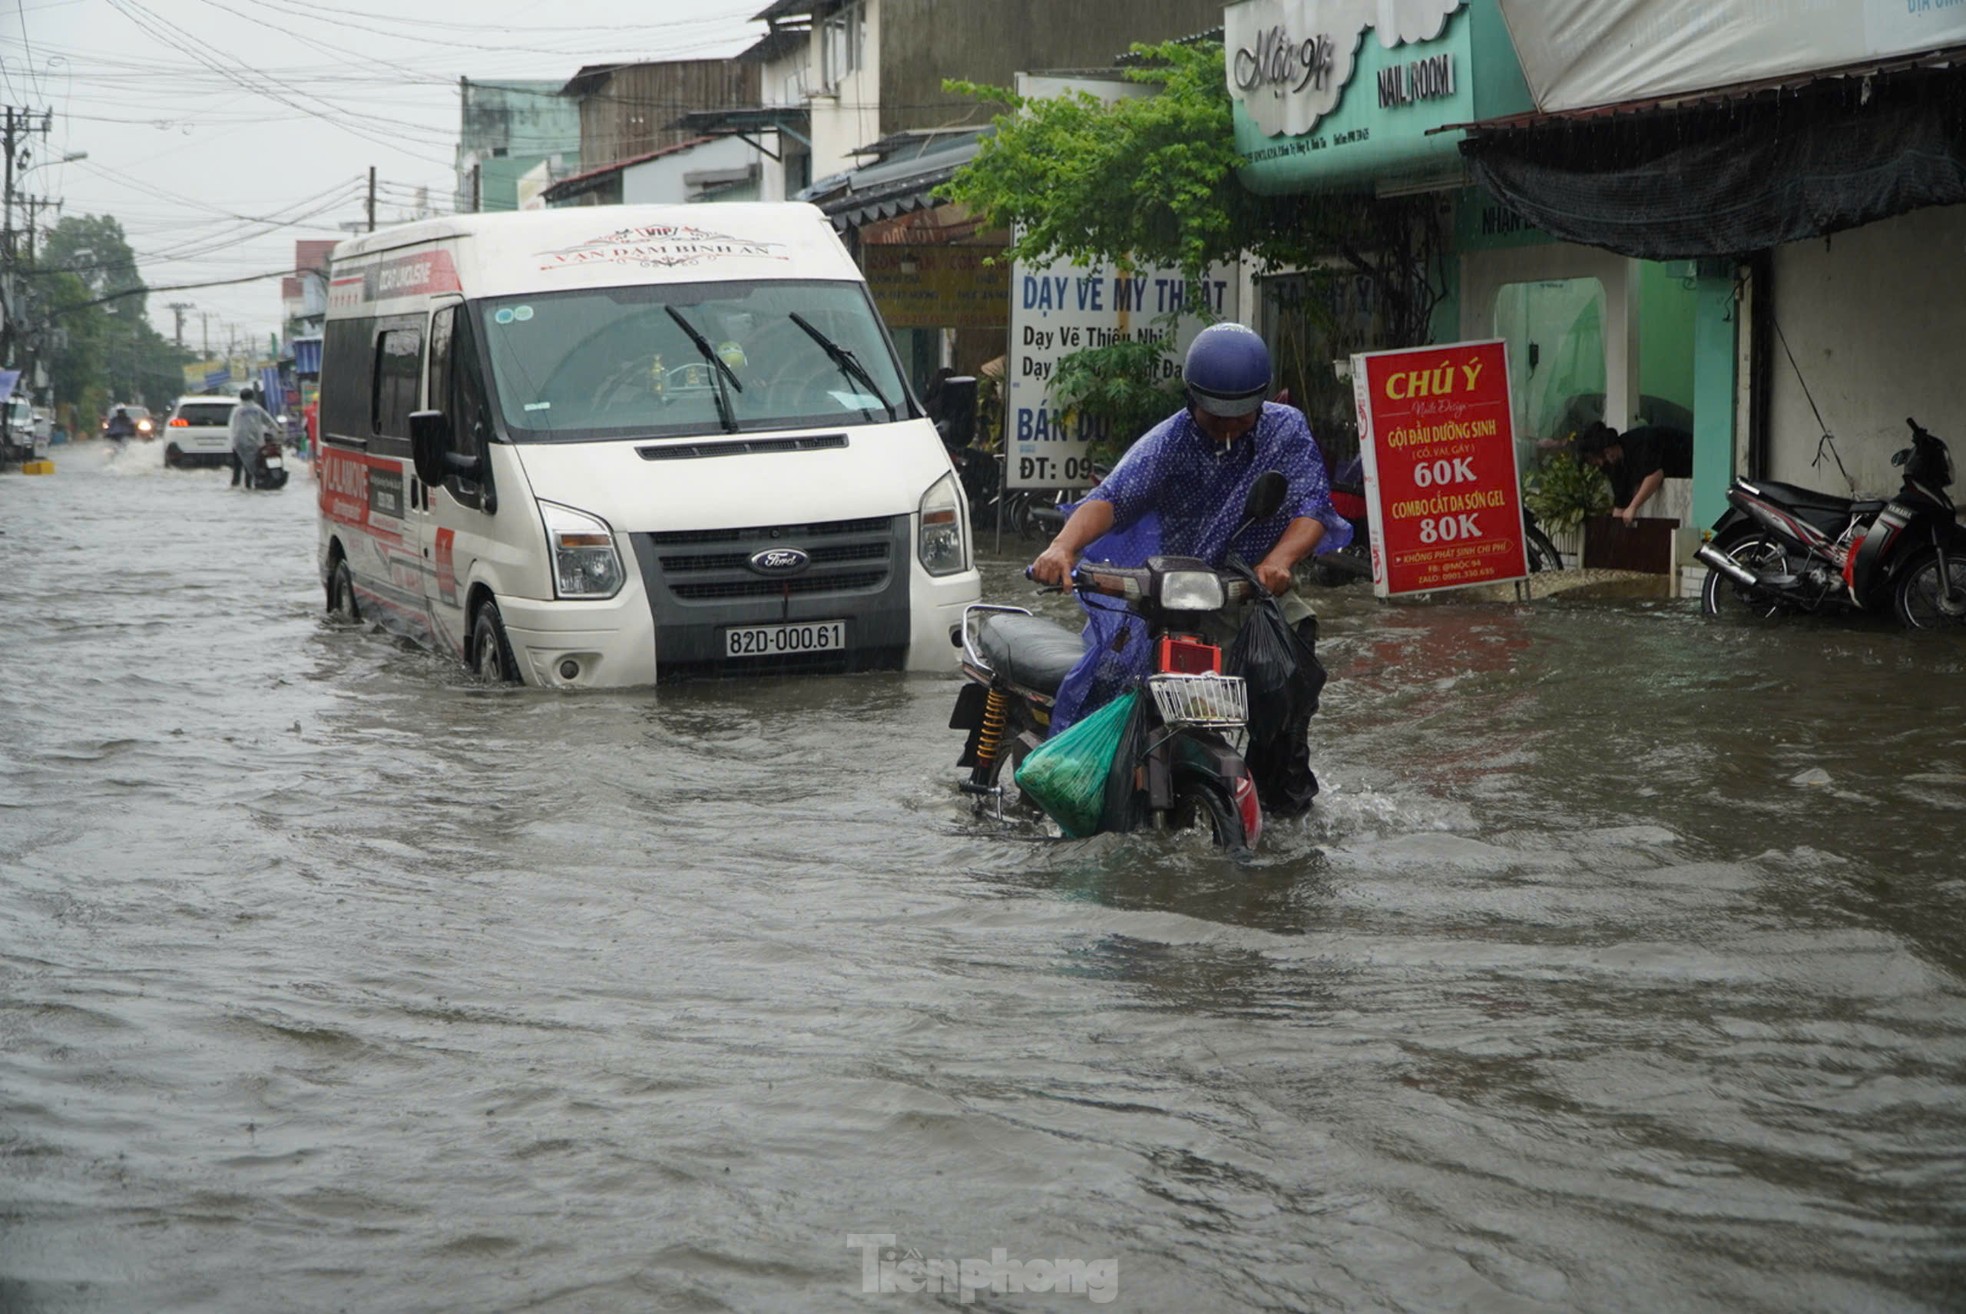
[1748,480,1876,518]
[974,611,1083,695]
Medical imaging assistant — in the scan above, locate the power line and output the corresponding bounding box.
[102,0,457,164]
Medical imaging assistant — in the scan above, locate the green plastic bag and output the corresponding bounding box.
[1015,688,1140,838]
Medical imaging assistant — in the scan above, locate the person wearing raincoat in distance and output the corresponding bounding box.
[1028,322,1351,816]
[229,387,276,488]
[104,405,137,451]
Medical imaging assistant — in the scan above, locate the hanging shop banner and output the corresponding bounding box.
[1351,338,1526,597]
[862,244,1008,331]
[1497,0,1966,114]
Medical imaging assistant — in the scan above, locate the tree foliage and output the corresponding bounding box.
[941,40,1448,348]
[1044,336,1182,464]
[26,214,187,418]
[941,41,1269,296]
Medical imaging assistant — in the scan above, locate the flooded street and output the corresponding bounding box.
[3,442,1964,1312]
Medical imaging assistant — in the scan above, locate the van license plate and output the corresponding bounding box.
[724,620,846,658]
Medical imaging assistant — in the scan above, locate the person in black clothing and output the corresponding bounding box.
[104,405,137,448]
[1575,421,1693,525]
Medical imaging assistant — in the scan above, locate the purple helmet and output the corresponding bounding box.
[1184,323,1271,417]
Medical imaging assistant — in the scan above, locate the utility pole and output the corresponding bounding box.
[20,195,60,264]
[200,310,212,358]
[165,300,193,351]
[1,105,54,370]
[366,166,376,233]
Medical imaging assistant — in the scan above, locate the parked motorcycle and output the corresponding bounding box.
[949,474,1302,853]
[1696,417,1963,628]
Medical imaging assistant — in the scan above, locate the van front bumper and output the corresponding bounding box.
[493,540,979,687]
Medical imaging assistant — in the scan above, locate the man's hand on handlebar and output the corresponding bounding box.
[1253,559,1295,595]
[1029,541,1079,591]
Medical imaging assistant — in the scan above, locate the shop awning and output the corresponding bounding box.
[291,336,322,376]
[803,130,987,233]
[1454,51,1966,260]
[669,105,811,157]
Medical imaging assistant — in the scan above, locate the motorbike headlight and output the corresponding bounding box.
[1157,570,1226,612]
[917,471,969,577]
[539,500,624,599]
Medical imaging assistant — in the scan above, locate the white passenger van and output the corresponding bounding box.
[316,205,979,686]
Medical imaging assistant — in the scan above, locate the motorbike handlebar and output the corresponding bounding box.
[1027,560,1263,604]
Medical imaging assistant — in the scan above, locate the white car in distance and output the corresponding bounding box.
[163,394,241,469]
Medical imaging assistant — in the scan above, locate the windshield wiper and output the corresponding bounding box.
[789,312,896,422]
[664,305,742,434]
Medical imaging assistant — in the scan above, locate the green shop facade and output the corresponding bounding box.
[1225,0,1733,551]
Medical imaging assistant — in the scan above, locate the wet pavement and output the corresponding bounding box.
[2,440,1963,1312]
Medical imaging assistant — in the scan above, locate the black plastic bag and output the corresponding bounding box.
[1226,598,1326,816]
[1096,683,1153,834]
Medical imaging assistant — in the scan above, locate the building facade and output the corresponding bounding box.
[454,78,582,214]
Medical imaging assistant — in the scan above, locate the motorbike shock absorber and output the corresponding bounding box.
[964,687,1012,819]
[975,688,1010,768]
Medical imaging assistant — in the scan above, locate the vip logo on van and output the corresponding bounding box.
[539,225,789,271]
[747,547,810,576]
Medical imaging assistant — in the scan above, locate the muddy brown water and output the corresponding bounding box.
[2,441,1963,1312]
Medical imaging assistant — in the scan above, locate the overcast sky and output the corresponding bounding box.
[6,0,767,353]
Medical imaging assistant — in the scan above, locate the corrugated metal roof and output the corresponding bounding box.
[752,0,817,23]
[539,137,717,202]
[804,130,989,232]
[672,105,811,137]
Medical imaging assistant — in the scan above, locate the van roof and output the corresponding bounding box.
[328,203,860,305]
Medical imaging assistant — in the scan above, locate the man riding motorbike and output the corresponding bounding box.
[229,386,276,488]
[104,405,137,449]
[1028,322,1350,816]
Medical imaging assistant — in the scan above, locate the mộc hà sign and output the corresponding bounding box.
[1226,0,1463,139]
[1005,260,1236,492]
[1350,339,1527,598]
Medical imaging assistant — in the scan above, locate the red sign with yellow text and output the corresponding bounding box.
[1351,339,1527,598]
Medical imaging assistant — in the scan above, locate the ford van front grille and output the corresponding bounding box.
[630,514,912,679]
[669,569,888,601]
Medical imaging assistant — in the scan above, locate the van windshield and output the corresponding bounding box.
[474,279,912,441]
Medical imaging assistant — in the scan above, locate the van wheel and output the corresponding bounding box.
[327,558,360,622]
[471,599,522,685]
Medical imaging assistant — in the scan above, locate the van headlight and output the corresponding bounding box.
[917,471,969,577]
[539,500,624,599]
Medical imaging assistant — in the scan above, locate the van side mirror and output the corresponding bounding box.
[410,409,483,485]
[410,410,450,485]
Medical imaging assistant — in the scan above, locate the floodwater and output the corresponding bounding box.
[3,441,1964,1314]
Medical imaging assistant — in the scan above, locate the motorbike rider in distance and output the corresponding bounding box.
[105,405,137,449]
[1028,322,1352,815]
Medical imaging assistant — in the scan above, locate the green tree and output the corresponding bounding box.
[942,41,1273,309]
[30,215,188,417]
[944,40,1446,326]
[941,38,1450,423]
